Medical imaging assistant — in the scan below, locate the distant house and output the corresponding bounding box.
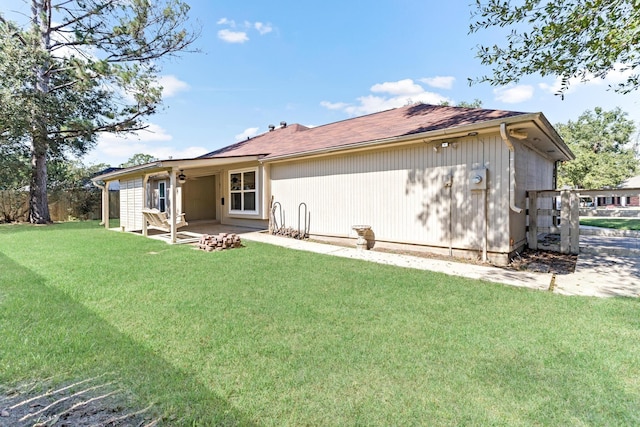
[614,175,640,207]
[92,104,573,264]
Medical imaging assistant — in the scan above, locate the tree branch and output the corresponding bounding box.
[49,1,117,32]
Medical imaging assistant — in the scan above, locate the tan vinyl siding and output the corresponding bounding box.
[120,178,143,231]
[183,175,216,221]
[515,142,557,240]
[270,134,512,253]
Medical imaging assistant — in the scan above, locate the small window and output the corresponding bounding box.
[158,180,167,212]
[229,169,258,214]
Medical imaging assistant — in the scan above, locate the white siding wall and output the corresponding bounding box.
[120,178,143,231]
[270,134,513,252]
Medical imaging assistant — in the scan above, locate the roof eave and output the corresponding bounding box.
[91,155,262,182]
[262,112,552,163]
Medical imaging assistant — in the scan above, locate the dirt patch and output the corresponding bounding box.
[507,249,577,275]
[359,244,577,275]
[0,378,156,426]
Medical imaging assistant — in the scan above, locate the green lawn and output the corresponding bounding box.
[580,217,640,230]
[1,222,639,425]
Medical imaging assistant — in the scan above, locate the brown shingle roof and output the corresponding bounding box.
[201,103,526,160]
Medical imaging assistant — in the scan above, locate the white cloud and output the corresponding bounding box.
[493,85,534,103]
[603,64,635,85]
[420,76,456,90]
[86,123,206,166]
[539,64,635,95]
[217,17,236,27]
[157,75,189,97]
[147,145,209,161]
[235,127,260,141]
[217,17,274,42]
[50,21,97,60]
[320,101,350,110]
[371,79,425,96]
[321,78,451,116]
[254,22,273,35]
[218,29,249,44]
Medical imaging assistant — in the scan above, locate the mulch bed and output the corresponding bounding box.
[507,248,577,275]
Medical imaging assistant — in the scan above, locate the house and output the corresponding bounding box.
[607,175,640,207]
[92,104,574,264]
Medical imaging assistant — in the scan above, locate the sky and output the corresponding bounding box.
[3,0,640,167]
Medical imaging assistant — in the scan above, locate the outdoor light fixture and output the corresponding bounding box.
[178,170,186,184]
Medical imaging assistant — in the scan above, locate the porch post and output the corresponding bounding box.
[142,174,150,237]
[104,182,110,229]
[170,170,177,243]
[92,180,109,228]
[570,191,580,254]
[528,191,538,250]
[560,190,570,254]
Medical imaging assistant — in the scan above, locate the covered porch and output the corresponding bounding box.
[92,155,265,244]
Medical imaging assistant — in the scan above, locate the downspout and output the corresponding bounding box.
[482,187,488,262]
[92,180,109,228]
[499,123,523,214]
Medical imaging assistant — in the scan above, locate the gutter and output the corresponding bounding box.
[92,162,165,182]
[500,123,523,214]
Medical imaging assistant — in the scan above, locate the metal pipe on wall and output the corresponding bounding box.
[499,123,523,214]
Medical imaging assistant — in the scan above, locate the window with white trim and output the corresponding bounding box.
[229,168,258,214]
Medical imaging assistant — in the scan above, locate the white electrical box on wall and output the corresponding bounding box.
[469,168,487,190]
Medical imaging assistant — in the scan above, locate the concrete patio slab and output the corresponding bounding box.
[241,231,639,298]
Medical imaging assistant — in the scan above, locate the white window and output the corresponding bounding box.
[158,180,167,212]
[229,168,257,214]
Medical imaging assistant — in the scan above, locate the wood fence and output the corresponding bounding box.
[527,188,640,254]
[0,190,119,222]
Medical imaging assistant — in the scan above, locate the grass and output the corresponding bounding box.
[1,221,639,425]
[580,217,640,230]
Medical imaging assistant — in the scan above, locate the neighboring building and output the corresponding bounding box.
[92,104,573,264]
[618,175,640,207]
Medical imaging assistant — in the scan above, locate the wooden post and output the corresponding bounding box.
[104,182,110,229]
[170,170,177,244]
[570,191,580,254]
[560,190,570,254]
[142,175,149,237]
[528,191,538,250]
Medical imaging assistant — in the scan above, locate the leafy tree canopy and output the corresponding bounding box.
[557,107,639,188]
[0,0,198,223]
[120,153,159,168]
[0,144,30,191]
[470,0,640,95]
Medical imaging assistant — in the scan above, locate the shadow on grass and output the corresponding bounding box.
[0,251,256,426]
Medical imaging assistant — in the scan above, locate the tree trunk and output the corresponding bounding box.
[28,0,52,224]
[29,135,50,223]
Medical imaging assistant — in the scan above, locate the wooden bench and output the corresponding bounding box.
[142,208,188,232]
